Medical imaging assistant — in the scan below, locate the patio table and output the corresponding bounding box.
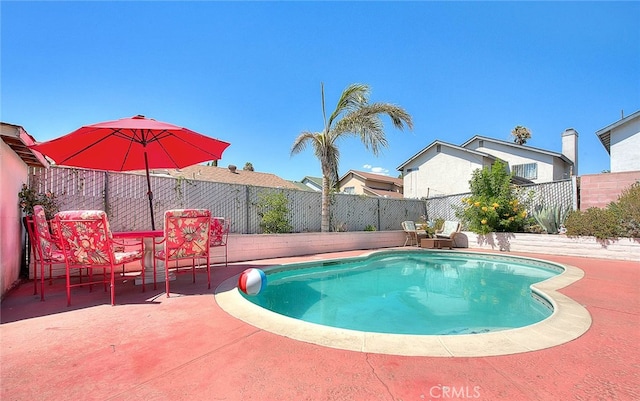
[112,230,174,288]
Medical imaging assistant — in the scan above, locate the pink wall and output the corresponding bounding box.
[580,171,640,210]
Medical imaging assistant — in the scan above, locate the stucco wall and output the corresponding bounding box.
[473,141,558,183]
[610,119,640,172]
[579,171,640,209]
[340,175,365,195]
[404,146,486,198]
[0,139,29,298]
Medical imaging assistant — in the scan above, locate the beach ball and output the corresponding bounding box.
[238,268,267,295]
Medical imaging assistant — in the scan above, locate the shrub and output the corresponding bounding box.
[18,184,60,220]
[608,182,640,238]
[456,160,530,234]
[564,208,622,240]
[565,182,640,239]
[364,224,377,231]
[256,191,292,234]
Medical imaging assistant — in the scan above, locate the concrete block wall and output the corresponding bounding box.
[579,171,640,209]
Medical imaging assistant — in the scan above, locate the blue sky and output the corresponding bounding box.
[2,1,639,181]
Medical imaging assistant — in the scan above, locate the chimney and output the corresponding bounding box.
[562,128,578,176]
[228,164,237,173]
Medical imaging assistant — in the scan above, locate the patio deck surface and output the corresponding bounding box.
[1,248,638,400]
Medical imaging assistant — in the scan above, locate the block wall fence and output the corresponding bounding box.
[579,171,640,209]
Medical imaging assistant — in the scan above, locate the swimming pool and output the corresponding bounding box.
[240,251,559,335]
[215,249,592,356]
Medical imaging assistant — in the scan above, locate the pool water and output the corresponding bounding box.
[242,251,561,335]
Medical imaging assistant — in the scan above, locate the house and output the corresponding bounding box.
[397,130,577,199]
[596,110,640,173]
[338,170,404,199]
[290,176,322,192]
[1,122,49,297]
[151,164,300,190]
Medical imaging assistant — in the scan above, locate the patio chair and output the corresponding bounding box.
[210,216,230,268]
[435,220,461,246]
[401,221,429,247]
[30,205,67,301]
[54,210,143,306]
[154,209,211,298]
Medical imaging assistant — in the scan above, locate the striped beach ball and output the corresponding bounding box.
[238,268,267,295]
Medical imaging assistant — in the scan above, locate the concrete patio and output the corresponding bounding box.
[1,249,638,400]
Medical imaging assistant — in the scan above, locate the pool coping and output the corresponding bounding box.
[214,249,592,357]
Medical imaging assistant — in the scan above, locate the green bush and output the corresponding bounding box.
[564,208,621,240]
[609,182,640,238]
[256,191,293,234]
[565,182,640,239]
[456,160,529,234]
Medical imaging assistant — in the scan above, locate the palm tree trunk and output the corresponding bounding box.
[321,175,331,232]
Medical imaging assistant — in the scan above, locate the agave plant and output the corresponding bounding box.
[532,205,571,234]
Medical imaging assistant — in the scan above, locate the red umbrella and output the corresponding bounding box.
[30,115,230,229]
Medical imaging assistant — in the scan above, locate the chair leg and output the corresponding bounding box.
[207,256,211,290]
[40,261,45,302]
[33,256,38,295]
[109,268,115,306]
[165,258,170,298]
[66,267,72,307]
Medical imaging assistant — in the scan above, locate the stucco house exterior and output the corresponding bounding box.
[596,110,640,173]
[397,131,578,199]
[338,170,404,199]
[1,122,49,297]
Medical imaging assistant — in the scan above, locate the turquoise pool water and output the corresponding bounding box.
[242,251,562,335]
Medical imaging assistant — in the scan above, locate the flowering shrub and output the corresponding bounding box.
[18,184,60,220]
[456,160,531,234]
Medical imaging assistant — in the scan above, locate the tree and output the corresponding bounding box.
[456,160,530,234]
[511,125,531,145]
[291,82,413,232]
[243,162,254,171]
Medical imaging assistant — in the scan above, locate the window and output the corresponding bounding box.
[436,144,441,153]
[512,163,537,180]
[343,187,355,194]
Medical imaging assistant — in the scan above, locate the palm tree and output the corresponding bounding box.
[511,125,531,145]
[291,83,413,232]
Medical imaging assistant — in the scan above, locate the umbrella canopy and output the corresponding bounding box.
[30,115,230,229]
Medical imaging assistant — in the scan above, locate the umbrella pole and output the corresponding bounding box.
[144,152,156,230]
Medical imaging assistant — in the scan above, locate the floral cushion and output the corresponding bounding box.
[55,210,142,265]
[210,217,227,246]
[33,205,60,259]
[157,209,211,260]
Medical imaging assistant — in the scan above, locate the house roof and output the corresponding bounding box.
[0,122,49,167]
[362,187,405,199]
[301,176,322,190]
[396,140,494,170]
[289,181,316,191]
[461,135,573,164]
[148,165,300,190]
[339,170,403,187]
[596,110,640,154]
[397,135,574,171]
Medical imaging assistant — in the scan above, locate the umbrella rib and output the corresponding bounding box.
[55,130,120,165]
[154,131,224,164]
